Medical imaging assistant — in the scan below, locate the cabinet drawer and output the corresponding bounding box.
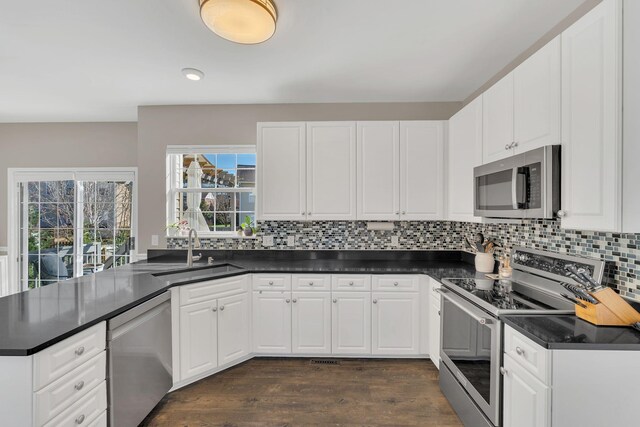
[43,381,106,427]
[504,325,550,384]
[252,274,291,291]
[292,274,331,291]
[180,275,249,305]
[35,352,106,426]
[34,322,106,390]
[86,410,107,427]
[331,275,371,291]
[372,275,419,292]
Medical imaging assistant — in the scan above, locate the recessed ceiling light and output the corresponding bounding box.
[199,0,277,45]
[182,68,204,81]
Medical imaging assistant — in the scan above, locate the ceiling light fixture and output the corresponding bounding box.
[199,0,277,44]
[182,68,205,81]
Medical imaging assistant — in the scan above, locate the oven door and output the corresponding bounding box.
[437,288,501,426]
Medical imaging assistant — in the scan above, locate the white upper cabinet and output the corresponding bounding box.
[306,122,357,220]
[257,122,306,220]
[447,96,483,222]
[357,121,400,220]
[513,36,561,153]
[483,73,515,163]
[482,37,561,164]
[560,0,621,231]
[399,121,445,220]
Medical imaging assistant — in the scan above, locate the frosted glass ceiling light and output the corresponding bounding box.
[199,0,277,44]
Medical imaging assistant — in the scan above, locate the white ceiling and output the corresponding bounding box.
[0,0,587,122]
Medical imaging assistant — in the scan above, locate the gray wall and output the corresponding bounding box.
[0,122,138,247]
[137,102,461,251]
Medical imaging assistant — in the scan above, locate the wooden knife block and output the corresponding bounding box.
[575,287,640,327]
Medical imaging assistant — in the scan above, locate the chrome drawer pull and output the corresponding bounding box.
[349,282,354,286]
[285,299,291,303]
[373,299,378,304]
[515,346,525,356]
[74,380,84,391]
[393,282,399,286]
[75,346,85,356]
[269,281,274,285]
[220,306,225,311]
[75,414,85,424]
[333,299,337,303]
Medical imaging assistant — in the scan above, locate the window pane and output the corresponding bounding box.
[28,182,39,202]
[115,182,132,229]
[215,212,232,231]
[28,204,39,229]
[216,154,236,169]
[237,154,256,168]
[40,204,57,228]
[96,203,115,228]
[40,230,55,250]
[58,203,74,227]
[215,193,233,211]
[200,169,217,188]
[217,169,236,188]
[237,169,256,187]
[238,192,255,212]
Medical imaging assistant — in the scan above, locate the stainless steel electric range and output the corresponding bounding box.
[438,246,605,427]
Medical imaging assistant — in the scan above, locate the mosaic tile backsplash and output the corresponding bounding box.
[167,220,640,300]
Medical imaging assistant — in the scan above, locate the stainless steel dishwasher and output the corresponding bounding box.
[107,292,172,427]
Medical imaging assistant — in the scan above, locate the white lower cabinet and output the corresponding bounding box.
[179,299,218,379]
[291,292,332,354]
[502,354,550,427]
[331,292,371,354]
[371,291,420,355]
[217,292,251,365]
[252,290,292,354]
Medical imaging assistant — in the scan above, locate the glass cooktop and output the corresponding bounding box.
[441,277,574,315]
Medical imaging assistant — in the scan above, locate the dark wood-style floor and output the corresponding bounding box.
[140,358,462,426]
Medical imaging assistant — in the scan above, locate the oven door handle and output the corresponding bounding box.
[436,288,493,325]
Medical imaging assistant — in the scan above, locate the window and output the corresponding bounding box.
[8,169,137,293]
[167,146,256,236]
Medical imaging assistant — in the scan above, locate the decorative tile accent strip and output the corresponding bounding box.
[167,220,640,300]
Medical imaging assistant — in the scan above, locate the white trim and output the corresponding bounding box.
[7,167,138,295]
[166,145,256,155]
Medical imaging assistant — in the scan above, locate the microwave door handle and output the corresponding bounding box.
[512,167,519,209]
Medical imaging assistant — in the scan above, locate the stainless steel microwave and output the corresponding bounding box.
[473,145,560,219]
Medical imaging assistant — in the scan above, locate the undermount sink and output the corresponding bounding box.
[151,263,245,285]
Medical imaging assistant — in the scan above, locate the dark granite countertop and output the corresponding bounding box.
[0,250,477,356]
[501,314,640,351]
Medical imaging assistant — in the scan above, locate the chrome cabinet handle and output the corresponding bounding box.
[333,299,337,303]
[309,282,314,286]
[212,307,217,312]
[75,414,85,424]
[505,144,511,150]
[285,299,290,303]
[513,142,518,147]
[393,282,399,286]
[401,211,406,215]
[292,298,297,303]
[395,211,400,215]
[301,212,306,215]
[269,281,274,285]
[349,281,354,286]
[74,380,84,391]
[500,367,508,376]
[373,299,378,304]
[515,346,524,356]
[557,210,567,218]
[220,306,225,311]
[75,346,85,356]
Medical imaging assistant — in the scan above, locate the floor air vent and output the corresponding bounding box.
[310,359,340,365]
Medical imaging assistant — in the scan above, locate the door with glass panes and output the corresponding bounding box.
[13,170,136,290]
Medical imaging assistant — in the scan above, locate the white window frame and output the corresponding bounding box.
[7,167,138,295]
[166,145,257,238]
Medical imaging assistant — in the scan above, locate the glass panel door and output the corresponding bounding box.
[18,176,135,290]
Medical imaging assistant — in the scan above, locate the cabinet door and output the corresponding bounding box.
[252,291,291,354]
[482,74,515,163]
[306,122,357,220]
[179,300,218,380]
[331,292,371,355]
[503,354,550,427]
[357,121,400,220]
[447,96,483,222]
[291,292,331,354]
[257,122,306,220]
[513,36,561,153]
[372,292,420,355]
[560,0,621,231]
[217,293,250,366]
[399,121,444,220]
